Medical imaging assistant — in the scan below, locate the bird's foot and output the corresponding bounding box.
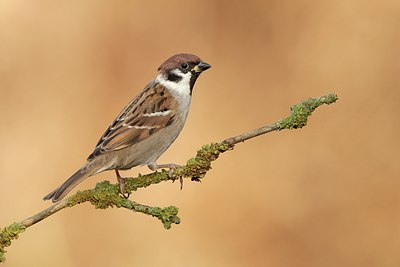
[147,163,183,189]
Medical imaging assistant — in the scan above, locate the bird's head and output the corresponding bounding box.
[157,53,211,95]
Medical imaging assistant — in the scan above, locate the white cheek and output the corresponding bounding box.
[156,71,191,97]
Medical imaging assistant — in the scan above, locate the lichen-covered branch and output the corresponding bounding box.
[0,93,338,263]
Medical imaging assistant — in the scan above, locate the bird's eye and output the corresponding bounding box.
[180,63,189,70]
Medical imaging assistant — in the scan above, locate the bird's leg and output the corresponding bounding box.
[148,162,183,189]
[115,169,130,198]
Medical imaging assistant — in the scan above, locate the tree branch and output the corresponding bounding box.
[0,93,338,263]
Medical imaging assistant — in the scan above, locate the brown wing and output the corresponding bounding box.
[88,81,177,160]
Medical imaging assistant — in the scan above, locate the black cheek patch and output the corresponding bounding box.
[167,72,182,82]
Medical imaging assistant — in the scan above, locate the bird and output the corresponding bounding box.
[43,53,211,202]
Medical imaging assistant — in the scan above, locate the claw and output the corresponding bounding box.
[121,192,130,199]
[179,176,183,190]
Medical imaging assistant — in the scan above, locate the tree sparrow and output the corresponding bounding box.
[44,53,211,202]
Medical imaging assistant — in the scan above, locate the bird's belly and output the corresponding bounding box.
[112,119,185,170]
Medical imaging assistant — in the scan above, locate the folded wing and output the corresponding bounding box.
[88,82,177,160]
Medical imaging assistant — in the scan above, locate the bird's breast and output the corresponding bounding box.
[111,106,190,170]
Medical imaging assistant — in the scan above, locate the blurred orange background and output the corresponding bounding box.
[1,1,399,266]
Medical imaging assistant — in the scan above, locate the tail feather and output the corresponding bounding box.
[43,167,91,203]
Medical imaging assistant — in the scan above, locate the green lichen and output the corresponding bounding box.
[158,206,180,229]
[276,93,338,130]
[125,171,169,193]
[134,206,180,229]
[0,222,26,262]
[175,142,233,180]
[67,181,123,209]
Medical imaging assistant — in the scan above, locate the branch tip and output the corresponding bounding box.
[276,93,338,130]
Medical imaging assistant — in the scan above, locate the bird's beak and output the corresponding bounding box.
[192,61,211,73]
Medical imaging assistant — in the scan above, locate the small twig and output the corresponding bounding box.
[0,93,338,263]
[20,181,180,229]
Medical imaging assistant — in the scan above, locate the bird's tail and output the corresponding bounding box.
[43,167,92,203]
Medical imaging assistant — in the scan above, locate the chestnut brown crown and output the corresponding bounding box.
[158,53,202,73]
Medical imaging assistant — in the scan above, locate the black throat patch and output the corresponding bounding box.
[189,72,200,94]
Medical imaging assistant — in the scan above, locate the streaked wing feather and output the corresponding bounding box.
[88,82,177,160]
